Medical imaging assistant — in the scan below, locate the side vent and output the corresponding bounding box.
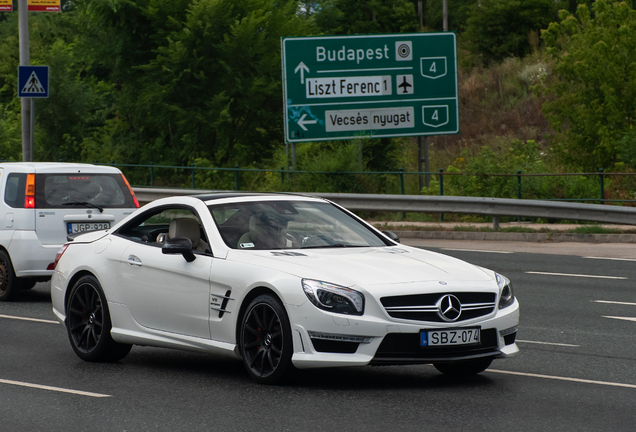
[211,290,234,318]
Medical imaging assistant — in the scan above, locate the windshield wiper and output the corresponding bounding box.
[301,243,367,249]
[62,202,104,213]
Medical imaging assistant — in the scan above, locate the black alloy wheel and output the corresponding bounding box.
[0,250,17,301]
[433,357,493,376]
[240,294,293,384]
[66,275,131,362]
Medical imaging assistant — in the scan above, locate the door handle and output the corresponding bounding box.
[127,255,142,267]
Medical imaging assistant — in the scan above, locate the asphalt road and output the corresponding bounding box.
[1,244,635,431]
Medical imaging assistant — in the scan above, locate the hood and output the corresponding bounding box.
[229,245,493,288]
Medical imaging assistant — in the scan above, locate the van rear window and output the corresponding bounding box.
[35,174,136,209]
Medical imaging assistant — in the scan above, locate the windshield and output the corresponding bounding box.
[209,200,389,250]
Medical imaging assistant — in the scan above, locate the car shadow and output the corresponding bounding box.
[287,365,495,390]
[13,283,51,303]
[99,348,495,390]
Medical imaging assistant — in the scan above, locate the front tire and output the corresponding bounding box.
[66,275,132,362]
[433,357,493,376]
[239,294,293,384]
[0,250,18,301]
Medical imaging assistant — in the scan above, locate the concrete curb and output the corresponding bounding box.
[394,230,636,243]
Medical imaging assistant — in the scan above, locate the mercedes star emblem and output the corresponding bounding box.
[436,294,462,321]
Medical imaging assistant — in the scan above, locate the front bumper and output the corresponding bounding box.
[287,298,519,369]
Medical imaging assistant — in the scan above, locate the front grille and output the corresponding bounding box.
[371,329,500,365]
[380,292,496,322]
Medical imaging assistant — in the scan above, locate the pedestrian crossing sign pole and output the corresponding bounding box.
[18,65,49,98]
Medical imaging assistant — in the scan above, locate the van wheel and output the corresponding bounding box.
[0,250,18,301]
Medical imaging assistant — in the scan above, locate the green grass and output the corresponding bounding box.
[499,227,537,233]
[565,226,622,234]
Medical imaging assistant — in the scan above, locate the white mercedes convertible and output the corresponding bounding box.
[51,193,519,384]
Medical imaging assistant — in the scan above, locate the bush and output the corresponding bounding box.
[259,137,402,194]
[421,138,603,201]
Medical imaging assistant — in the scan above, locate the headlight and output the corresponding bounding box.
[496,273,515,309]
[302,279,365,316]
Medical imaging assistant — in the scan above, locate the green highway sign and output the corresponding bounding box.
[281,33,458,143]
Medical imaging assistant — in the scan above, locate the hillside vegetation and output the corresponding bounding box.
[1,0,635,201]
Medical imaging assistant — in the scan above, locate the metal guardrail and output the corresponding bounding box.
[131,187,636,226]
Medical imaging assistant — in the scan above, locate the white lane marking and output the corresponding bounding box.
[488,369,636,389]
[594,300,636,306]
[517,339,580,347]
[583,256,636,262]
[0,314,59,324]
[525,271,627,280]
[441,248,513,254]
[603,316,636,322]
[0,379,111,398]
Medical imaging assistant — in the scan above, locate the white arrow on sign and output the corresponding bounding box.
[295,61,310,84]
[297,114,317,131]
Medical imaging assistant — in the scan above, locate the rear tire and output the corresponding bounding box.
[433,357,493,376]
[66,275,132,362]
[0,250,18,301]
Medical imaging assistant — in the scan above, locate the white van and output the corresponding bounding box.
[0,163,139,300]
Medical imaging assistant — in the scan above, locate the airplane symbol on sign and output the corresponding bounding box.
[397,75,414,94]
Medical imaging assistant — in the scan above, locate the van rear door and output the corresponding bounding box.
[35,172,137,245]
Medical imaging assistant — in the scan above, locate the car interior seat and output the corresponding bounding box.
[165,218,208,253]
[237,212,290,249]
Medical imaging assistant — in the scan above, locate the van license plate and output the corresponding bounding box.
[420,327,480,347]
[67,222,110,234]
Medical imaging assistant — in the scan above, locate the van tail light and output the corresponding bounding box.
[49,244,69,270]
[121,174,139,208]
[25,173,35,208]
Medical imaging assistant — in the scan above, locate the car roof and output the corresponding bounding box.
[190,192,325,204]
[0,162,122,174]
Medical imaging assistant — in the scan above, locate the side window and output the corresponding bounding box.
[4,173,26,208]
[117,207,210,253]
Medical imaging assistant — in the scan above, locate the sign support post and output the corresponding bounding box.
[19,0,32,162]
[17,0,58,162]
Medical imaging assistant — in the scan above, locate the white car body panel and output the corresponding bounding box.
[119,241,213,339]
[51,194,520,373]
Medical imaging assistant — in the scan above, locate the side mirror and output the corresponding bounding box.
[382,230,400,243]
[162,237,196,262]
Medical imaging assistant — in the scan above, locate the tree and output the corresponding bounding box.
[313,0,418,34]
[425,0,477,32]
[134,0,316,167]
[540,0,636,170]
[463,0,556,63]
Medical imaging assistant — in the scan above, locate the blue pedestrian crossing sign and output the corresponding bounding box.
[18,66,49,98]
